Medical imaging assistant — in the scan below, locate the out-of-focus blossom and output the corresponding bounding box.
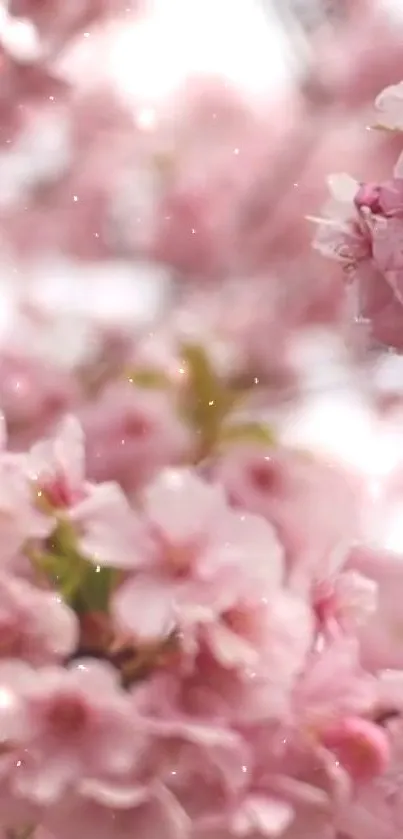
[0,573,78,664]
[113,468,290,657]
[80,382,191,492]
[0,658,137,804]
[214,443,362,589]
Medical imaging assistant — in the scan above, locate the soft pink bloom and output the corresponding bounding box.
[113,468,286,658]
[313,570,378,635]
[290,639,385,786]
[0,659,138,804]
[214,444,361,590]
[338,717,403,839]
[69,480,147,569]
[202,589,313,690]
[320,715,390,783]
[348,545,403,670]
[0,353,77,450]
[0,455,52,561]
[314,166,403,349]
[26,415,143,569]
[27,414,87,509]
[294,638,377,727]
[43,784,188,839]
[355,178,403,218]
[0,573,78,664]
[80,382,190,493]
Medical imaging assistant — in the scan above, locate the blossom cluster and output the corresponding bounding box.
[0,368,401,839]
[313,82,403,352]
[0,2,403,839]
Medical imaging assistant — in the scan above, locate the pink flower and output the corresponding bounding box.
[202,589,313,688]
[80,382,190,493]
[113,468,285,654]
[1,659,138,804]
[348,545,403,670]
[26,415,143,569]
[44,784,189,839]
[338,718,403,839]
[0,353,78,449]
[320,716,390,783]
[214,444,361,591]
[314,168,403,349]
[313,570,378,635]
[355,179,403,218]
[27,414,87,510]
[0,572,78,664]
[294,638,377,726]
[0,455,52,562]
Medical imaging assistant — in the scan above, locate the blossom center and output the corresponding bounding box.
[249,461,279,493]
[47,695,88,735]
[40,475,84,509]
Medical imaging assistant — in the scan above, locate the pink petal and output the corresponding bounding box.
[231,795,294,837]
[205,622,259,669]
[143,468,227,544]
[28,415,85,489]
[72,482,149,569]
[113,574,176,641]
[201,510,284,590]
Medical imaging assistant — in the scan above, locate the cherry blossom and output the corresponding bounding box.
[0,573,78,664]
[112,468,286,654]
[0,2,398,838]
[0,659,138,804]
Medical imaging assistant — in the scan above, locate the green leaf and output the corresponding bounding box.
[30,519,118,613]
[219,421,276,447]
[126,368,171,389]
[181,343,238,457]
[75,566,120,614]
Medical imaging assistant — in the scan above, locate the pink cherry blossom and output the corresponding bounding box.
[355,179,403,219]
[0,3,399,837]
[113,468,285,654]
[27,414,87,509]
[320,716,390,783]
[338,717,403,839]
[0,572,78,664]
[3,659,138,804]
[0,455,52,562]
[43,781,189,839]
[313,570,378,635]
[214,444,362,591]
[347,545,403,670]
[314,164,403,349]
[25,415,144,569]
[293,638,377,734]
[0,353,78,450]
[80,381,191,493]
[202,588,313,689]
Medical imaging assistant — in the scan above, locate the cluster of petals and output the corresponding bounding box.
[0,3,402,838]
